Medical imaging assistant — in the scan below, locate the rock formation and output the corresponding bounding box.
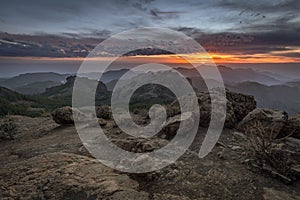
[51,106,85,125]
[238,108,288,139]
[0,153,149,199]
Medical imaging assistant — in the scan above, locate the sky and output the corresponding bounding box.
[0,0,300,63]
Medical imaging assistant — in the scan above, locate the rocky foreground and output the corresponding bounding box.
[1,91,300,199]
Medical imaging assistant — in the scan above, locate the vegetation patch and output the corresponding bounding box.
[244,122,297,184]
[0,119,17,141]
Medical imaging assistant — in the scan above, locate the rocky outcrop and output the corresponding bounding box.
[280,113,300,139]
[263,187,299,200]
[0,153,149,200]
[238,108,288,139]
[197,91,237,128]
[96,105,112,119]
[51,106,85,125]
[166,91,256,129]
[1,113,299,199]
[159,112,195,139]
[226,91,257,121]
[112,137,168,153]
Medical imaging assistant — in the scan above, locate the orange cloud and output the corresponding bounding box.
[1,49,300,64]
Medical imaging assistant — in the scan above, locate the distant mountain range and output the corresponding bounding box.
[0,65,299,114]
[175,65,282,85]
[226,82,300,114]
[78,69,140,83]
[102,65,287,92]
[0,72,68,94]
[0,65,288,92]
[14,81,61,95]
[0,76,110,116]
[42,76,108,98]
[0,69,140,94]
[259,71,292,82]
[102,66,300,114]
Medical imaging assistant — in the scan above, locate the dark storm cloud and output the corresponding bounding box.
[275,52,300,58]
[218,0,300,12]
[62,28,112,38]
[251,30,300,46]
[173,24,300,55]
[0,0,155,34]
[0,0,299,59]
[216,0,300,33]
[208,29,300,55]
[1,0,299,35]
[149,9,183,20]
[229,13,300,34]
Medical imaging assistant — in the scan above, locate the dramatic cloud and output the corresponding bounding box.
[1,0,299,35]
[0,0,299,62]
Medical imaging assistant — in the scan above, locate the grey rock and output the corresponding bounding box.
[51,106,86,125]
[112,137,168,153]
[96,105,112,119]
[160,112,194,139]
[166,91,256,129]
[238,108,288,139]
[281,113,300,139]
[263,187,299,200]
[0,153,149,200]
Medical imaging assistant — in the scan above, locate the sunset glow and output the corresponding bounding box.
[2,50,300,64]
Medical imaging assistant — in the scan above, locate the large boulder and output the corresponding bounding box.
[237,108,288,139]
[96,105,112,119]
[0,153,149,199]
[226,91,257,121]
[159,112,195,139]
[197,91,236,128]
[280,113,300,139]
[51,106,85,125]
[166,91,256,129]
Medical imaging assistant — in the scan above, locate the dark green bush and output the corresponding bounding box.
[0,120,17,141]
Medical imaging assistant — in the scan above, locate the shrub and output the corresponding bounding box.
[244,121,294,184]
[0,120,17,141]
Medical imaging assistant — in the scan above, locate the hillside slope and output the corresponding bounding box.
[227,81,300,114]
[0,72,68,90]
